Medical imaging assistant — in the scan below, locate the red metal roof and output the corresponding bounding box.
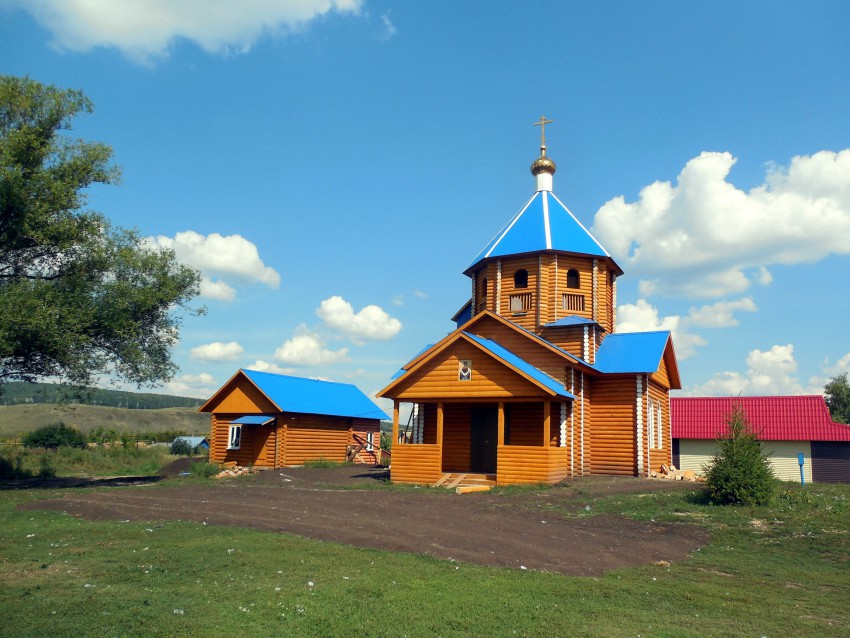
[671,395,850,442]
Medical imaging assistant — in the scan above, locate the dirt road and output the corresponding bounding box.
[22,465,708,576]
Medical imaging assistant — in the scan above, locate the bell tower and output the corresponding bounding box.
[462,118,623,362]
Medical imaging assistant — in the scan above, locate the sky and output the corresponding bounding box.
[2,1,849,410]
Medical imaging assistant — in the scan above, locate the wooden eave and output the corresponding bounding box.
[378,331,565,400]
[464,249,624,278]
[661,337,682,390]
[197,369,283,414]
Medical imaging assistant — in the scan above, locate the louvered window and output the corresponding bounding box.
[510,293,532,313]
[562,293,585,312]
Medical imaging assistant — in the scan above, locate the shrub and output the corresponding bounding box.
[21,423,87,450]
[190,461,219,478]
[0,445,28,478]
[170,439,194,455]
[704,404,777,506]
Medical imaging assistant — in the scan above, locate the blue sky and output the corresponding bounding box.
[2,1,849,407]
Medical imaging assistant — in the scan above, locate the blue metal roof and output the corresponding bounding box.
[465,190,616,273]
[543,315,600,328]
[241,369,389,420]
[462,333,574,398]
[231,415,275,425]
[593,331,671,374]
[451,299,473,327]
[173,435,209,448]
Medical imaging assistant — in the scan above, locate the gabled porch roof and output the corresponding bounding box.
[378,329,573,400]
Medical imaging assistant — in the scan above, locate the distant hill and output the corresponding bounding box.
[0,404,209,438]
[0,382,203,409]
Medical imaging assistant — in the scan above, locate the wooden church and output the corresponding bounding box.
[378,119,681,485]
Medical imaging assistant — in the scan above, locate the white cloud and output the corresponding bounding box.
[616,299,705,360]
[199,278,237,302]
[378,11,396,40]
[146,231,280,301]
[317,295,402,342]
[274,326,350,366]
[161,372,217,398]
[190,341,244,361]
[13,0,362,63]
[593,150,850,299]
[617,297,756,360]
[686,344,823,396]
[686,297,757,328]
[823,352,850,378]
[244,360,294,375]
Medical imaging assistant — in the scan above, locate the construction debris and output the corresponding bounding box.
[214,465,258,479]
[651,464,705,482]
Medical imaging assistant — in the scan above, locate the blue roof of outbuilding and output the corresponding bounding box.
[462,332,574,398]
[241,369,389,420]
[465,190,618,274]
[593,331,672,374]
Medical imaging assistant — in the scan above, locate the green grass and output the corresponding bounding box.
[1,445,177,479]
[301,458,351,469]
[0,481,847,637]
[0,403,208,439]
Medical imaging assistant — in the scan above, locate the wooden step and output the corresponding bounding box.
[433,473,496,489]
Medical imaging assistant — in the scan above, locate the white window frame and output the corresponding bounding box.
[227,424,242,450]
[366,431,375,452]
[648,400,656,449]
[656,402,664,449]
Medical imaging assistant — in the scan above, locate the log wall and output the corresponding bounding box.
[391,443,442,484]
[392,341,545,400]
[497,446,569,484]
[588,377,637,475]
[204,376,277,414]
[209,413,276,467]
[647,381,672,473]
[282,414,350,465]
[506,402,543,446]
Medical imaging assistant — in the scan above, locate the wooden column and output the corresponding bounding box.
[498,402,505,446]
[437,402,444,446]
[392,400,400,445]
[543,400,551,446]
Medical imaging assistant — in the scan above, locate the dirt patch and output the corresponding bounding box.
[22,466,708,577]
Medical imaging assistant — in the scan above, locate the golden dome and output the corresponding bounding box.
[531,149,557,176]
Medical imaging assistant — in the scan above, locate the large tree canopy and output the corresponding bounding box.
[0,75,201,389]
[824,373,850,424]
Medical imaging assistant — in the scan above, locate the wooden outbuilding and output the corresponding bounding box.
[378,124,681,486]
[672,395,850,483]
[200,369,388,468]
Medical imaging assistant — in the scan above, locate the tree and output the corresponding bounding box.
[21,422,87,450]
[0,76,201,390]
[824,373,850,424]
[704,404,776,506]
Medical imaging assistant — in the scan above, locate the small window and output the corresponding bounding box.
[366,431,375,452]
[514,269,528,289]
[227,425,242,450]
[567,269,580,289]
[509,293,532,313]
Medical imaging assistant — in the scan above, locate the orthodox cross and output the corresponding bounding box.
[533,115,553,148]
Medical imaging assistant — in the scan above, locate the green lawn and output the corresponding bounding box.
[0,481,847,638]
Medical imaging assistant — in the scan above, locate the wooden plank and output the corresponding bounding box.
[446,473,468,489]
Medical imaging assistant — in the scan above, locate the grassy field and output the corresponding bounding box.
[0,403,209,438]
[1,473,847,637]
